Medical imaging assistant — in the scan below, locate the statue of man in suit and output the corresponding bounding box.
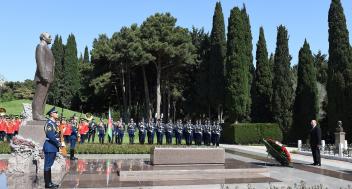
[32,32,55,121]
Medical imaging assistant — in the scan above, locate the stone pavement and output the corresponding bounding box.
[1,145,352,188]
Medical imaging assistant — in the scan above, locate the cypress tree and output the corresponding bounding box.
[272,25,294,140]
[83,46,90,64]
[209,2,226,119]
[225,6,251,122]
[251,27,273,122]
[62,34,80,109]
[241,6,253,119]
[292,40,318,142]
[48,35,64,106]
[327,0,352,136]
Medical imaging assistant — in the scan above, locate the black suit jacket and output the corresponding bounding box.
[310,126,322,146]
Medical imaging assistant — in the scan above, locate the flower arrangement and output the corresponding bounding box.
[261,138,291,166]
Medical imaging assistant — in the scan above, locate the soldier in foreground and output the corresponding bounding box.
[43,107,61,188]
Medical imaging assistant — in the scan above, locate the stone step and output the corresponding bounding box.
[118,167,269,181]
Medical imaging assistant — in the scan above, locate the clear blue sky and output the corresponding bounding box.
[1,0,351,81]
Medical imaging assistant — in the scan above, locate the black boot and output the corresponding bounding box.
[70,149,78,160]
[48,169,59,188]
[44,170,57,188]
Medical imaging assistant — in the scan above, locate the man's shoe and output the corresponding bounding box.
[45,182,58,188]
[310,163,316,166]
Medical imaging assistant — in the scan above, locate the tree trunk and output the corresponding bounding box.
[173,100,176,123]
[127,64,131,120]
[167,88,170,122]
[142,66,151,120]
[156,63,161,119]
[121,65,127,122]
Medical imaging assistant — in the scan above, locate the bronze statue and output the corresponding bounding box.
[336,120,344,132]
[32,32,55,120]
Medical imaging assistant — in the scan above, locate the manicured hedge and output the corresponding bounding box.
[222,123,282,144]
[0,142,11,154]
[75,143,154,154]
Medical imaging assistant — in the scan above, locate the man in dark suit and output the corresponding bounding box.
[310,120,321,166]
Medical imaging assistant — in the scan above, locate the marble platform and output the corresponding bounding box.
[151,147,225,165]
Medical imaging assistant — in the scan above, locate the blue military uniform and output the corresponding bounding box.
[146,120,155,144]
[138,121,146,144]
[174,120,183,145]
[165,121,173,145]
[117,121,125,144]
[128,120,136,144]
[43,107,60,188]
[156,120,164,145]
[70,119,78,160]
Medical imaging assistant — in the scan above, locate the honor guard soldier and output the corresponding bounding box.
[128,118,136,144]
[43,107,61,188]
[146,119,155,144]
[156,119,164,145]
[69,116,78,160]
[86,113,95,143]
[203,120,212,146]
[138,118,146,144]
[194,120,203,146]
[98,119,105,144]
[174,120,183,145]
[213,121,222,147]
[185,120,193,145]
[117,118,125,144]
[165,120,173,145]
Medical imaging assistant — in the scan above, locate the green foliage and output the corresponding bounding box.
[251,27,273,123]
[225,6,252,122]
[209,2,226,117]
[314,51,328,85]
[291,41,318,142]
[76,143,153,154]
[48,35,65,106]
[0,142,11,154]
[272,25,294,141]
[0,80,34,102]
[327,0,352,139]
[223,123,282,144]
[62,34,80,110]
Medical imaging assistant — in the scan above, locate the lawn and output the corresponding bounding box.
[0,99,84,118]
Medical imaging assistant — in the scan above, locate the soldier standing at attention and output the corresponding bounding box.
[98,119,105,144]
[174,120,183,145]
[43,107,61,188]
[69,116,78,161]
[138,118,146,144]
[156,119,164,145]
[146,119,155,144]
[165,120,173,145]
[185,120,193,145]
[128,118,136,144]
[117,118,125,144]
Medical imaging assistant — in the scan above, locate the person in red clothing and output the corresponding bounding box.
[79,118,89,144]
[6,116,15,141]
[14,115,21,135]
[63,119,72,144]
[0,116,5,141]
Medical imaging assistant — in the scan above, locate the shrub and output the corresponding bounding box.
[0,142,11,154]
[222,123,282,144]
[75,143,154,154]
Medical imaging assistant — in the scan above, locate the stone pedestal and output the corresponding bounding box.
[335,132,345,149]
[19,120,46,147]
[151,147,225,165]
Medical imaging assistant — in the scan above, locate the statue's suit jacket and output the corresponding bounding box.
[34,43,55,83]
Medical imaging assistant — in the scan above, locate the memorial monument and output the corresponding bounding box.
[32,32,55,121]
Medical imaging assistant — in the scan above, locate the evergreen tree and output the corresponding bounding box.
[242,6,254,119]
[272,25,294,140]
[83,46,90,64]
[225,6,251,122]
[251,27,273,122]
[62,34,80,109]
[48,35,64,106]
[327,0,352,136]
[209,2,226,120]
[292,40,318,142]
